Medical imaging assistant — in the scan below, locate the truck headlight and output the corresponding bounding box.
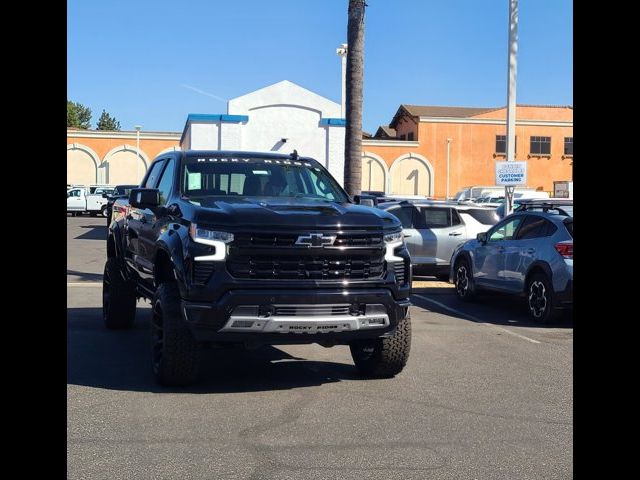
[384,230,404,262]
[189,224,234,261]
[384,231,404,245]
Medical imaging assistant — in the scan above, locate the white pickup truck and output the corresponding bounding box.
[67,187,109,217]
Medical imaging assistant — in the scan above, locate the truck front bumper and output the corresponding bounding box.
[181,288,410,344]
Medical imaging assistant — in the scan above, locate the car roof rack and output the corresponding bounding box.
[515,199,572,216]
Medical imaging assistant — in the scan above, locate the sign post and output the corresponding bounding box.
[504,0,519,216]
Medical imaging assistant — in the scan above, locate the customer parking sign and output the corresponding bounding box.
[495,161,527,186]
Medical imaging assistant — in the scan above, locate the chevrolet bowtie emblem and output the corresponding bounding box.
[295,233,337,247]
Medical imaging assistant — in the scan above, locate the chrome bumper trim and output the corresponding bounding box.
[219,307,390,334]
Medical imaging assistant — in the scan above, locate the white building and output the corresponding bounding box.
[180,80,346,183]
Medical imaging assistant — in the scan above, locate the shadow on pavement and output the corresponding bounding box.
[68,307,361,394]
[67,269,103,282]
[74,224,108,240]
[412,282,573,329]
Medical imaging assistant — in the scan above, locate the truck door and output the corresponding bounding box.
[139,158,176,287]
[126,160,165,280]
[67,189,85,212]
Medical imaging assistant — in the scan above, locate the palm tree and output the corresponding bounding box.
[344,0,367,196]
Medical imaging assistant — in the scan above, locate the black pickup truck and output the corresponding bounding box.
[105,150,412,386]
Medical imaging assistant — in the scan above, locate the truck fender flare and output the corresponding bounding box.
[107,222,126,260]
[155,225,189,296]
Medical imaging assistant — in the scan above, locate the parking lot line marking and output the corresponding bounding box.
[67,282,102,288]
[412,294,541,344]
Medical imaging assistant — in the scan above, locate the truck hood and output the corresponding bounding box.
[189,197,400,231]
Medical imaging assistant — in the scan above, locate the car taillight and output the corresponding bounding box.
[114,205,128,217]
[555,242,573,259]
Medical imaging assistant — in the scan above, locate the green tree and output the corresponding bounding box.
[67,101,92,129]
[343,0,366,196]
[96,110,121,131]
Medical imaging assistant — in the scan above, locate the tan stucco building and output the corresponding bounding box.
[361,104,573,198]
[67,129,180,186]
[67,96,572,198]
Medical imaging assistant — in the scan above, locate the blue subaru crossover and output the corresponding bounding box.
[450,200,573,323]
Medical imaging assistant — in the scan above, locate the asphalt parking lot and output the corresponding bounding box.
[67,215,573,479]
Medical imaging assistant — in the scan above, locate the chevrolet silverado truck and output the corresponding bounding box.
[104,150,412,386]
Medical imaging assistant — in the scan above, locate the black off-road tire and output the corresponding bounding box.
[526,273,561,324]
[152,282,201,386]
[102,257,137,329]
[454,257,476,301]
[350,310,411,378]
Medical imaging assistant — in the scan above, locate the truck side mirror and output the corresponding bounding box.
[129,188,160,209]
[353,194,378,207]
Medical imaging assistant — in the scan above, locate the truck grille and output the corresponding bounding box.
[227,255,384,280]
[228,231,385,281]
[233,233,383,248]
[273,305,351,316]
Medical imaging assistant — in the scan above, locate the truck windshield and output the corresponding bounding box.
[180,156,349,203]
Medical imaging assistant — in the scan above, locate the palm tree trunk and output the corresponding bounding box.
[344,0,366,197]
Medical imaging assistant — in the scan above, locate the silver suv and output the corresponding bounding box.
[379,201,499,280]
[450,200,573,323]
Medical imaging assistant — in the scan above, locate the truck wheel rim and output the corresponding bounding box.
[528,281,547,318]
[151,302,164,373]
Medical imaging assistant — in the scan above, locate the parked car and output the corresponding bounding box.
[68,184,115,194]
[105,184,138,226]
[453,186,541,202]
[67,187,109,217]
[373,194,434,205]
[379,200,499,280]
[495,192,552,218]
[361,190,386,198]
[450,200,573,323]
[496,192,573,218]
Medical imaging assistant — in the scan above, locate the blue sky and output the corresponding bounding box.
[67,0,572,134]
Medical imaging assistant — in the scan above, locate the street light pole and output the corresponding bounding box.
[504,0,518,216]
[336,43,348,118]
[446,138,452,200]
[134,125,142,178]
